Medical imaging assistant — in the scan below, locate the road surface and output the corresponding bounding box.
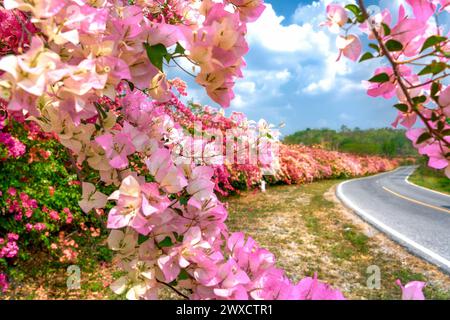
[336,166,450,274]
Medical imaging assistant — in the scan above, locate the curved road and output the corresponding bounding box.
[336,166,450,274]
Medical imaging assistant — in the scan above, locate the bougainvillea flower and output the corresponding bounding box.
[145,148,188,193]
[439,86,450,117]
[321,4,348,33]
[406,0,436,23]
[78,182,108,214]
[396,280,426,300]
[226,0,266,22]
[336,35,362,62]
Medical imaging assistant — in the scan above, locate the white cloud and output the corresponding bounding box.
[246,2,365,95]
[247,4,331,55]
[235,81,256,94]
[275,69,291,81]
[231,94,247,109]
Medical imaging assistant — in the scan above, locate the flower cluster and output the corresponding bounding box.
[0,233,19,259]
[324,1,450,178]
[0,7,38,57]
[0,107,26,159]
[0,272,9,293]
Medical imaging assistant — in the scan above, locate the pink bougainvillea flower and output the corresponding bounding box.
[95,131,135,170]
[226,0,266,23]
[140,182,171,217]
[360,9,392,40]
[336,35,362,62]
[321,4,348,33]
[107,175,143,229]
[396,280,426,300]
[145,148,188,193]
[437,0,450,11]
[439,86,450,117]
[406,0,436,23]
[186,166,216,201]
[158,226,212,283]
[365,66,412,99]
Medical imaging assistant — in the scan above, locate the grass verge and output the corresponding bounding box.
[409,166,450,195]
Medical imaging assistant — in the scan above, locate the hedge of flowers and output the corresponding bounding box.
[0,0,424,300]
[275,144,398,185]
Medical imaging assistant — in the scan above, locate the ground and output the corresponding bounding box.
[2,179,450,300]
[226,180,450,299]
[409,166,450,195]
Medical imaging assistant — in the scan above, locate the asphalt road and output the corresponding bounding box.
[336,166,450,274]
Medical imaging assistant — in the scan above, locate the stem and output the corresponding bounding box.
[68,150,83,181]
[407,73,449,90]
[156,279,190,300]
[358,0,450,148]
[172,57,197,78]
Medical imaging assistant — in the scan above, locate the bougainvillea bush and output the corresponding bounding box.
[324,0,450,178]
[274,144,397,185]
[0,0,426,300]
[0,102,111,292]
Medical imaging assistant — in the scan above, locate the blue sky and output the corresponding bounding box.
[177,1,436,135]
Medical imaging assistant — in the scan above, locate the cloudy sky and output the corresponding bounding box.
[179,1,429,135]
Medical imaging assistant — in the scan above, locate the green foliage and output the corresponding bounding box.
[283,127,417,157]
[0,120,108,275]
[409,162,450,195]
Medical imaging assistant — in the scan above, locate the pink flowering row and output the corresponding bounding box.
[275,144,398,185]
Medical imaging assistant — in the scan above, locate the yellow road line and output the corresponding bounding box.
[382,186,450,214]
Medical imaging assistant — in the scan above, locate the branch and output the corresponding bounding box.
[358,0,450,148]
[156,279,190,300]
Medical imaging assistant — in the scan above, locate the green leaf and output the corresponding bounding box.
[393,103,409,112]
[381,23,391,36]
[420,35,447,53]
[369,43,380,52]
[125,80,135,92]
[138,234,148,245]
[345,4,361,17]
[345,4,365,23]
[416,132,431,144]
[178,269,190,280]
[158,236,174,248]
[174,42,185,55]
[418,62,447,76]
[359,52,375,62]
[179,195,189,206]
[368,72,390,83]
[144,42,168,71]
[385,39,403,52]
[412,95,427,104]
[431,82,440,98]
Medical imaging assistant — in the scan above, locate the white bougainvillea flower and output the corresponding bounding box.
[78,182,108,213]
